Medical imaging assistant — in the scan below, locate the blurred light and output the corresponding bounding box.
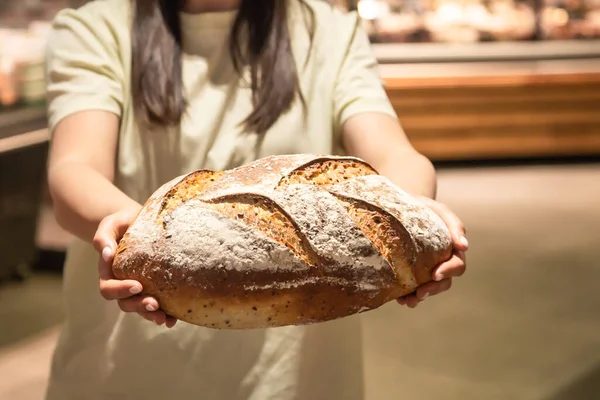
[357,0,386,21]
[552,8,569,26]
[435,3,465,25]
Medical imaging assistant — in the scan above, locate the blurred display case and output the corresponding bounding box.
[325,0,600,65]
[0,0,87,113]
[334,0,600,44]
[328,0,600,161]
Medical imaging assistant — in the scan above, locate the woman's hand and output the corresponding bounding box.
[93,208,178,328]
[397,196,468,308]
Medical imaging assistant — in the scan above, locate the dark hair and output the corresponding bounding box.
[131,0,314,134]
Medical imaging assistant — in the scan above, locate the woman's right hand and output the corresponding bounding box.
[93,208,178,328]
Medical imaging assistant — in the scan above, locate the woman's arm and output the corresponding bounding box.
[48,111,172,326]
[342,112,437,199]
[44,9,173,326]
[48,110,141,242]
[342,112,468,308]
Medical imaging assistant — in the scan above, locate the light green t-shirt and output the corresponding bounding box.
[44,1,397,399]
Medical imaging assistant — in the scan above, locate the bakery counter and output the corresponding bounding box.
[372,39,600,64]
[381,57,600,162]
[0,106,47,144]
[0,106,63,281]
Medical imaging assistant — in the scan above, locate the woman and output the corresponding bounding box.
[44,0,468,399]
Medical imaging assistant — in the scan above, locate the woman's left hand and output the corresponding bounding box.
[397,196,469,308]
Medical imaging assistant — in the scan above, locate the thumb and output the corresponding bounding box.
[419,197,468,251]
[93,212,135,252]
[93,211,135,281]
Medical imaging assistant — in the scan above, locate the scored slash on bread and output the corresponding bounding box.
[113,154,453,330]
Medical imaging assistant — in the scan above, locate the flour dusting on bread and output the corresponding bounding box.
[162,201,309,274]
[328,175,452,254]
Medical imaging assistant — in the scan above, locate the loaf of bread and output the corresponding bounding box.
[112,154,453,329]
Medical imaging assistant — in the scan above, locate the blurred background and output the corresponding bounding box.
[0,0,599,399]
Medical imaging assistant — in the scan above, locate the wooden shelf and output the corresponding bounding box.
[372,40,600,64]
[383,62,600,161]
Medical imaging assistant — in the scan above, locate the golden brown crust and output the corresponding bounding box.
[334,195,418,293]
[158,170,225,224]
[112,154,453,330]
[202,195,322,267]
[279,158,378,186]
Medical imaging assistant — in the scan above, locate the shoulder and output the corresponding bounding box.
[291,1,368,62]
[300,0,362,41]
[53,0,131,25]
[48,0,131,53]
[300,0,357,24]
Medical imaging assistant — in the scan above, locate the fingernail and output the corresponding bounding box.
[129,285,142,295]
[146,304,157,312]
[101,247,113,262]
[434,273,444,281]
[421,291,430,300]
[460,236,469,249]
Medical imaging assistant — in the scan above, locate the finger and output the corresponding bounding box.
[139,310,168,326]
[118,298,178,328]
[397,294,420,308]
[94,214,142,297]
[165,316,178,328]
[117,295,160,313]
[405,294,420,308]
[96,247,143,299]
[432,251,466,282]
[428,203,468,251]
[93,212,133,255]
[442,214,468,251]
[96,244,143,301]
[140,311,177,328]
[96,243,116,283]
[99,277,144,300]
[415,278,453,300]
[93,212,135,276]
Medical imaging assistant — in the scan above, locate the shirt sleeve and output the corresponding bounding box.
[45,8,124,134]
[332,13,397,133]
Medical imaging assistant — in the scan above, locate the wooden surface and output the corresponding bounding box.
[0,105,47,141]
[383,67,600,161]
